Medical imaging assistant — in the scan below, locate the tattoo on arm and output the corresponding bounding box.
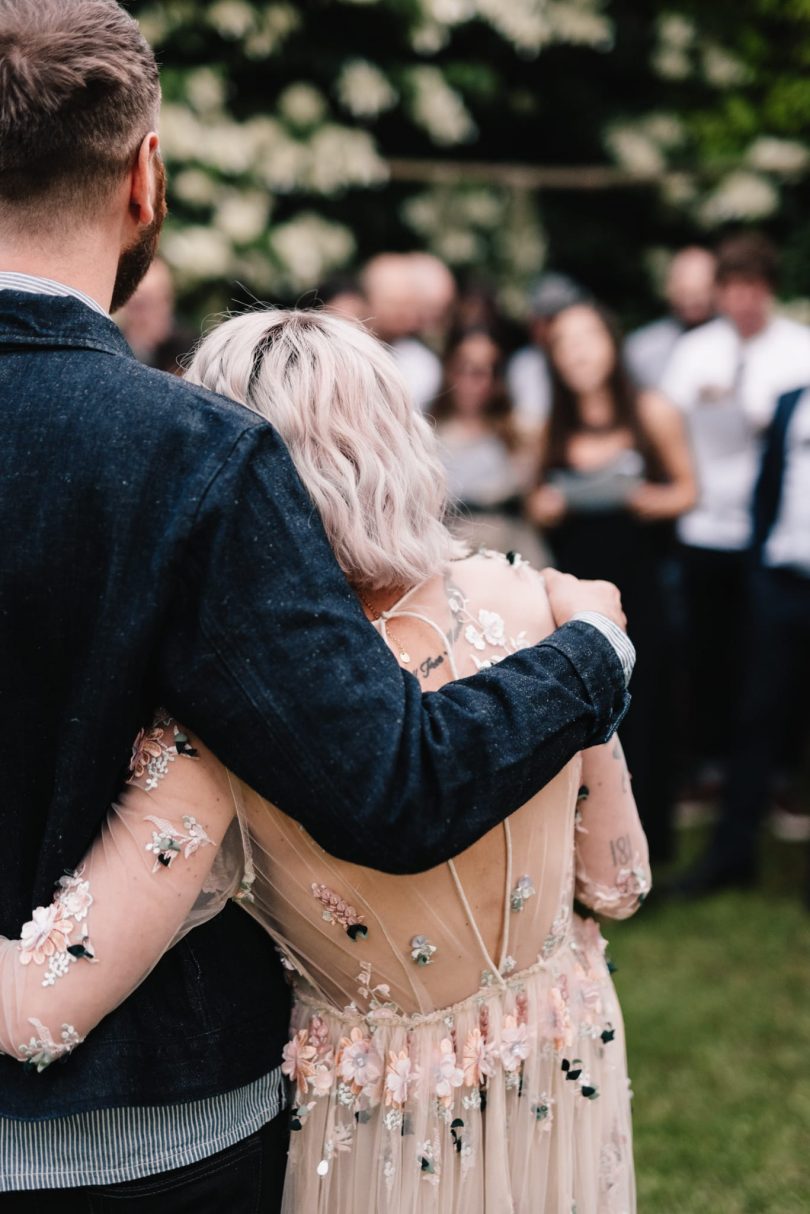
[611,739,629,792]
[610,834,632,868]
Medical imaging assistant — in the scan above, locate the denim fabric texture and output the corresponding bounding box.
[0,293,628,1119]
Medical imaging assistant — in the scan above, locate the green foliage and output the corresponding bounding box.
[610,830,810,1211]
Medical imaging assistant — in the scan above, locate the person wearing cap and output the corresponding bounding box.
[506,273,586,427]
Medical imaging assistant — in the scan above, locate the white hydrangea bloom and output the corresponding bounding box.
[477,0,552,53]
[271,214,356,289]
[652,46,691,80]
[258,137,310,193]
[171,168,221,207]
[159,105,205,162]
[215,191,271,244]
[701,44,750,88]
[435,228,484,265]
[746,137,810,178]
[605,125,665,177]
[208,0,256,39]
[245,4,301,58]
[410,19,451,53]
[656,13,695,50]
[161,225,233,282]
[307,126,388,192]
[185,68,226,116]
[643,112,685,148]
[278,83,328,127]
[401,192,444,236]
[698,171,779,226]
[460,190,503,226]
[204,122,258,175]
[336,60,397,117]
[408,66,476,146]
[546,1,612,49]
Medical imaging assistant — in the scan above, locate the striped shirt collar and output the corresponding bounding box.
[0,271,108,318]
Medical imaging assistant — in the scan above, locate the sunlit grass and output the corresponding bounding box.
[607,830,810,1214]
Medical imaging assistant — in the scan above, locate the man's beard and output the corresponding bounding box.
[110,157,168,314]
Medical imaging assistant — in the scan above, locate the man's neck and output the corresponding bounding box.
[0,235,117,314]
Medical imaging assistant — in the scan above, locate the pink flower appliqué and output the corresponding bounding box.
[338,1027,384,1097]
[385,1049,419,1107]
[500,1015,531,1073]
[433,1038,464,1106]
[281,1029,317,1098]
[542,984,574,1052]
[462,1027,497,1087]
[18,905,74,967]
[129,726,165,780]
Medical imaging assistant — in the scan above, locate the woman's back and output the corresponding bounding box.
[233,551,649,1214]
[237,552,578,1016]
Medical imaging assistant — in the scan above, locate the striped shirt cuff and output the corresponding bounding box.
[571,612,635,686]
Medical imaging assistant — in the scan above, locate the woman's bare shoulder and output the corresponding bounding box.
[449,550,556,644]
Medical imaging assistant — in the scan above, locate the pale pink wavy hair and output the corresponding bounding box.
[185,308,464,590]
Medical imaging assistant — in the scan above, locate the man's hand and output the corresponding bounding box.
[542,568,627,632]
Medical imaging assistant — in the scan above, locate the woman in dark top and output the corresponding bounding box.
[528,302,697,861]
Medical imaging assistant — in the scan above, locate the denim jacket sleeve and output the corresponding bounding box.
[157,423,629,875]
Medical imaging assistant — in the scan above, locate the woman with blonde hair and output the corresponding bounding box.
[0,309,649,1213]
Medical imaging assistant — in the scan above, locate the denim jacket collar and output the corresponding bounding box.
[0,290,134,359]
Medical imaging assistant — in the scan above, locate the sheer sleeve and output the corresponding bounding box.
[574,737,651,919]
[0,716,241,1072]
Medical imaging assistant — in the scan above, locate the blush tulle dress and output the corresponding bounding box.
[0,552,650,1214]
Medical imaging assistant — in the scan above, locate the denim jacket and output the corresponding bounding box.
[0,293,628,1117]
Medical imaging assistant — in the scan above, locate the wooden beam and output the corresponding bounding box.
[386,158,662,189]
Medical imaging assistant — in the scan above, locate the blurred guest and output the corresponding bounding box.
[430,329,549,566]
[506,272,587,427]
[676,385,810,894]
[661,232,810,793]
[115,257,193,374]
[528,302,697,860]
[408,251,457,352]
[625,245,717,388]
[318,275,368,325]
[362,252,441,411]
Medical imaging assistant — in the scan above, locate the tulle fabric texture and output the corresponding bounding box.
[0,720,242,1069]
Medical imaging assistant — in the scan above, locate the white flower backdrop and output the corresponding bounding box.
[129,0,810,317]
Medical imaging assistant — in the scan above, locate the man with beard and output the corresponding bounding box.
[0,2,633,1209]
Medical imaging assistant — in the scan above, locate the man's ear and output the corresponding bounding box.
[129,132,160,227]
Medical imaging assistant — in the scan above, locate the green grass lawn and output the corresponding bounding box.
[606,830,810,1214]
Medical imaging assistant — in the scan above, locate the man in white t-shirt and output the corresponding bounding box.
[660,233,810,793]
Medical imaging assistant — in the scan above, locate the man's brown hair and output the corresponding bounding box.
[715,231,780,291]
[0,0,159,218]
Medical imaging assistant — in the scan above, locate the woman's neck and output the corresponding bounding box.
[575,387,618,433]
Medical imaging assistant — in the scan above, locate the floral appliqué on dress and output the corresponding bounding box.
[129,713,199,793]
[18,868,96,989]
